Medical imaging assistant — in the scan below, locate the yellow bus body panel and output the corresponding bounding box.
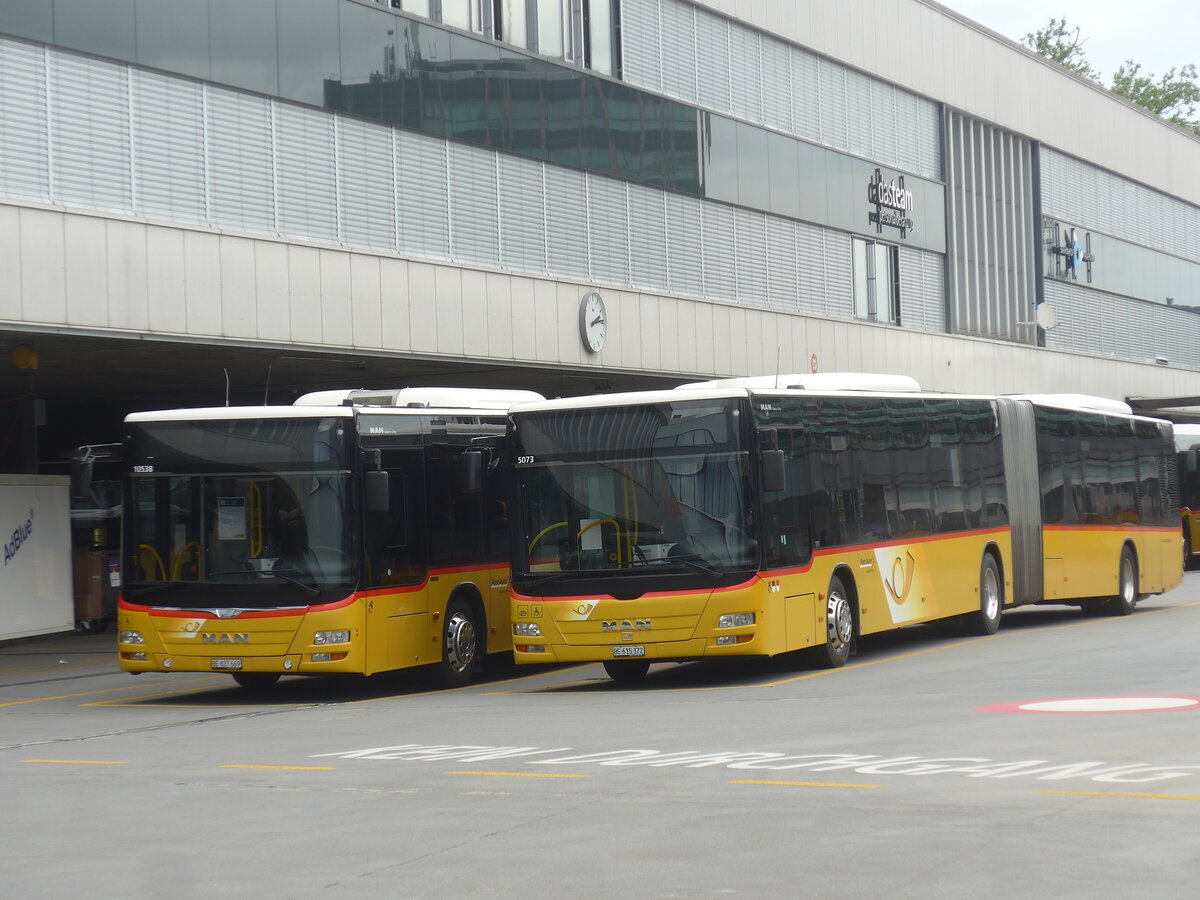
[118,564,514,677]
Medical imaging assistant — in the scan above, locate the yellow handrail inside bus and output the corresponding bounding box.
[528,521,567,554]
[170,541,200,581]
[247,482,263,558]
[578,518,622,566]
[138,544,166,581]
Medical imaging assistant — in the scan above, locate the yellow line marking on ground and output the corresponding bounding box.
[220,765,334,771]
[0,675,226,708]
[446,770,590,780]
[1041,789,1200,802]
[730,779,881,789]
[23,759,126,766]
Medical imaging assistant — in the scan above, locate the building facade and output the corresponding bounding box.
[2,0,1200,471]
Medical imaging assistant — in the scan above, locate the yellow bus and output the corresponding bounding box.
[1174,423,1200,569]
[116,387,541,689]
[507,375,1180,681]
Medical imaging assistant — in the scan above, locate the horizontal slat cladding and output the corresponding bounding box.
[396,129,449,260]
[665,192,704,298]
[734,207,768,307]
[0,38,49,200]
[545,165,589,277]
[448,142,500,267]
[275,104,337,244]
[628,182,667,290]
[617,0,662,93]
[760,38,792,134]
[587,174,631,286]
[498,155,547,273]
[207,90,275,234]
[728,26,761,124]
[694,10,731,113]
[50,52,131,211]
[337,118,397,251]
[898,246,946,332]
[133,69,205,222]
[701,203,737,302]
[766,217,800,313]
[659,0,697,105]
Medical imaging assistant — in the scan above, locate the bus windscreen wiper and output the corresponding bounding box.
[659,553,723,578]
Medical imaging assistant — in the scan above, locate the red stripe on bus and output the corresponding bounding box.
[118,594,358,618]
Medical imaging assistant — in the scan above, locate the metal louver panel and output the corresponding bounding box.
[207,90,275,235]
[396,129,449,260]
[498,155,547,273]
[817,57,848,151]
[695,11,731,114]
[587,174,631,286]
[734,207,767,307]
[665,192,704,298]
[133,69,205,223]
[628,183,668,290]
[337,117,398,252]
[617,0,662,94]
[274,104,337,244]
[0,39,49,201]
[448,142,500,267]
[845,68,873,160]
[658,0,697,104]
[50,52,131,212]
[760,38,792,134]
[821,229,853,319]
[545,165,588,277]
[701,203,736,302]
[790,48,820,145]
[796,220,827,316]
[766,217,800,312]
[898,246,946,333]
[728,27,762,124]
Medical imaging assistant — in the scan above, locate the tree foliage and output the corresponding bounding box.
[1022,18,1200,134]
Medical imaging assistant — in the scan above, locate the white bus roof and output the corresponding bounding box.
[127,387,545,423]
[676,373,922,393]
[1005,393,1134,416]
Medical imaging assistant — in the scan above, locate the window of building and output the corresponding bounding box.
[852,238,900,324]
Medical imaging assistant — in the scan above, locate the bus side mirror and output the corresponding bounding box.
[761,449,786,493]
[458,449,484,494]
[364,470,390,513]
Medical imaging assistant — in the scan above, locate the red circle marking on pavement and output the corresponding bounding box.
[976,696,1200,715]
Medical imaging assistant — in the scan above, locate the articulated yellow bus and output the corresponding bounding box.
[116,387,541,689]
[507,375,1180,681]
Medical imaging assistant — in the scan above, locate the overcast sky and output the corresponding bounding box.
[938,1,1200,82]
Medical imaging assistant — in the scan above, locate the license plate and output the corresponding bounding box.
[210,658,243,671]
[612,645,645,658]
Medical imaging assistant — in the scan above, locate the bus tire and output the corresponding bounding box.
[603,660,650,682]
[964,553,1003,636]
[438,598,480,687]
[1106,547,1139,616]
[815,575,854,668]
[232,672,280,690]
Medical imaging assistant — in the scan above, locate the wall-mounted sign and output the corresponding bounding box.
[867,168,915,238]
[1046,219,1095,283]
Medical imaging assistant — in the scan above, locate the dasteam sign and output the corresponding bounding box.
[868,168,915,238]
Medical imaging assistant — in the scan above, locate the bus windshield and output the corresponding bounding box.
[123,417,358,605]
[512,399,756,579]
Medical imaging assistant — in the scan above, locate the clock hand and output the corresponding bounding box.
[591,315,605,326]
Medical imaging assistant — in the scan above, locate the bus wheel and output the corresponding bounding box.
[815,575,854,668]
[1106,547,1139,616]
[603,660,650,683]
[438,599,479,687]
[964,554,1003,636]
[232,672,280,690]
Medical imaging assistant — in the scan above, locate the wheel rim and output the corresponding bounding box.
[445,610,477,674]
[827,591,853,652]
[1121,556,1135,605]
[982,565,1000,621]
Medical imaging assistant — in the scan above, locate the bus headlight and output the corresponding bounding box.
[718,613,756,628]
[513,623,542,637]
[119,631,144,644]
[313,631,351,645]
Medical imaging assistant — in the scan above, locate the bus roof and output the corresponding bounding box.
[127,387,545,424]
[1004,393,1134,416]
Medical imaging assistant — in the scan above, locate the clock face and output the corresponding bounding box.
[580,293,607,353]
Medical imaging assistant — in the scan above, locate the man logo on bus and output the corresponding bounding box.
[884,552,916,605]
